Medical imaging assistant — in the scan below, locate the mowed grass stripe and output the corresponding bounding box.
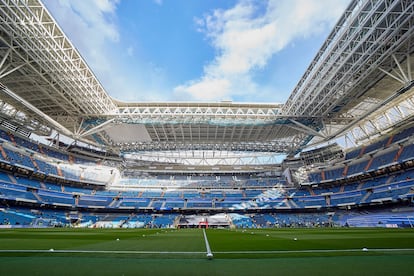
[1,248,414,254]
[0,228,206,252]
[205,228,414,252]
[1,228,414,257]
[1,255,414,276]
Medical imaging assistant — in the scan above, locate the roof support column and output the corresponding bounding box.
[379,54,412,85]
[78,118,115,138]
[288,119,325,138]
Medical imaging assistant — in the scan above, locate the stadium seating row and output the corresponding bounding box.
[1,167,413,210]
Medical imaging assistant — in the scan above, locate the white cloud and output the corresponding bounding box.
[95,0,119,13]
[175,77,231,101]
[175,0,349,101]
[43,0,120,73]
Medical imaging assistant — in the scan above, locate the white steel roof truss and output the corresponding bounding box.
[283,0,414,117]
[303,8,412,116]
[0,0,116,114]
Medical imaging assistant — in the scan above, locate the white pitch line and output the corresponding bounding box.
[0,250,206,254]
[214,248,414,254]
[202,228,214,259]
[0,248,413,255]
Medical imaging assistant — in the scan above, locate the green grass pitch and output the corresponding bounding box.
[1,227,414,275]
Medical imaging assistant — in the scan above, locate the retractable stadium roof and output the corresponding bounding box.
[0,0,414,162]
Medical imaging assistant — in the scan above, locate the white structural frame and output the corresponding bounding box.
[0,0,414,165]
[283,0,414,117]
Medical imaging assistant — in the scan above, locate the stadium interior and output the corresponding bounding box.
[1,0,414,230]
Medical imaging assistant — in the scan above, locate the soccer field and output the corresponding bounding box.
[0,228,414,275]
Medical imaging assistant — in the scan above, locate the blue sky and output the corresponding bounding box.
[43,0,350,103]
